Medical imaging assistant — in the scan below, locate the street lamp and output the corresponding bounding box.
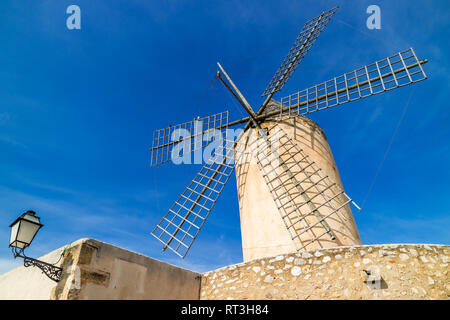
[9,210,63,282]
[9,210,43,250]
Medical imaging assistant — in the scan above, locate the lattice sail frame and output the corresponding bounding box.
[261,6,338,97]
[150,111,229,167]
[151,139,243,258]
[280,48,427,117]
[256,126,359,251]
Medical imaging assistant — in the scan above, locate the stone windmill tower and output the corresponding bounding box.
[149,7,428,261]
[235,104,362,262]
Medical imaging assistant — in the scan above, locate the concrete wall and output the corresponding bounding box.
[235,113,361,262]
[0,238,201,300]
[200,244,450,300]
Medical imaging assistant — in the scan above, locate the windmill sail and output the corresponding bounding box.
[280,48,427,117]
[256,126,359,251]
[151,139,240,258]
[148,3,429,260]
[150,111,229,167]
[261,6,338,97]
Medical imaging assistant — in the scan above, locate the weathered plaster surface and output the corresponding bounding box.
[51,238,201,300]
[0,238,201,300]
[0,241,68,300]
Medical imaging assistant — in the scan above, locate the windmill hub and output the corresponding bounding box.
[260,100,287,117]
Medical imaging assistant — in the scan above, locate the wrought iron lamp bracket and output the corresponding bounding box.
[12,247,63,282]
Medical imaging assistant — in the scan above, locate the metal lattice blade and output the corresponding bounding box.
[151,139,239,258]
[261,6,338,97]
[256,126,359,251]
[280,48,427,117]
[150,111,229,167]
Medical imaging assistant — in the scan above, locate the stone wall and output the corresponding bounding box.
[2,241,448,300]
[200,244,449,300]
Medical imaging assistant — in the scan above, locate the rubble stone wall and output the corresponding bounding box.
[200,244,449,300]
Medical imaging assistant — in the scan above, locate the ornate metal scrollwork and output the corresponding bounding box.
[12,247,63,282]
[23,256,62,282]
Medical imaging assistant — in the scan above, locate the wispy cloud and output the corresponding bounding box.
[161,234,243,273]
[0,135,28,149]
[0,258,22,275]
[0,113,10,124]
[359,210,450,245]
[132,188,167,203]
[0,183,159,253]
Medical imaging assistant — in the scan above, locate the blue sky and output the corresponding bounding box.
[0,0,449,274]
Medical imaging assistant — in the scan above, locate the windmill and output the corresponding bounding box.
[149,7,428,259]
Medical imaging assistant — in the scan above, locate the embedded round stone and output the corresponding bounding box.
[264,275,274,283]
[399,253,409,261]
[314,251,324,257]
[291,266,302,276]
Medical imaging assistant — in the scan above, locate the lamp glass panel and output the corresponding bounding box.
[16,220,40,247]
[9,222,19,247]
